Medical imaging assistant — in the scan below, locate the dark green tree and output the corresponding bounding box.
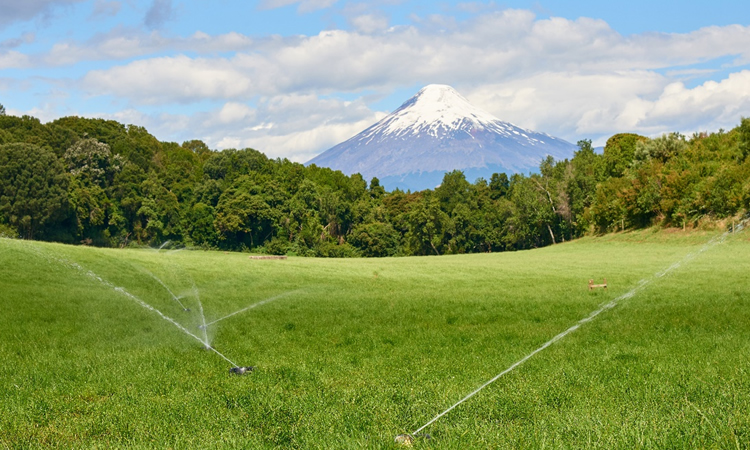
[184,202,217,247]
[603,133,647,177]
[369,177,386,199]
[349,222,400,257]
[738,117,750,161]
[214,176,278,249]
[489,172,510,199]
[566,139,604,232]
[0,143,71,239]
[404,194,450,255]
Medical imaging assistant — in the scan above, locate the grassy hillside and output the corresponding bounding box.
[1,229,749,448]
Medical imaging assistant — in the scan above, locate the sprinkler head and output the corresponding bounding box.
[229,366,255,375]
[394,434,414,446]
[198,325,206,330]
[183,308,191,312]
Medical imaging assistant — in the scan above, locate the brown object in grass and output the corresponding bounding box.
[588,278,608,290]
[248,255,288,260]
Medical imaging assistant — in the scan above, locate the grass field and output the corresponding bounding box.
[1,228,749,449]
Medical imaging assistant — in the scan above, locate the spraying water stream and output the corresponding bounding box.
[141,268,190,311]
[201,289,304,329]
[28,245,240,367]
[407,220,747,439]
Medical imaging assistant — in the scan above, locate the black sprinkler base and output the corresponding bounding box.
[229,366,255,375]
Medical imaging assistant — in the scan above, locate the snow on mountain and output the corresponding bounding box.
[307,84,577,191]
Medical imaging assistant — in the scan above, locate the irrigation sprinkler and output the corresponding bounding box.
[38,245,258,375]
[394,434,413,446]
[394,434,430,446]
[400,221,748,441]
[229,366,255,375]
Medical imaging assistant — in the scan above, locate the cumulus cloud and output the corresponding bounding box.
[632,71,750,132]
[33,29,254,67]
[218,102,255,124]
[82,55,256,104]
[467,71,667,137]
[0,50,31,69]
[75,11,750,103]
[96,95,378,162]
[205,94,383,160]
[348,13,390,33]
[9,8,750,159]
[44,29,171,66]
[64,9,750,156]
[91,94,384,162]
[468,70,750,144]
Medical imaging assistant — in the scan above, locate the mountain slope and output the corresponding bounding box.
[307,85,577,191]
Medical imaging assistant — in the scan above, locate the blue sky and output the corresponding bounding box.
[1,0,749,161]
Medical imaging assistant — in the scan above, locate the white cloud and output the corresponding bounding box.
[87,94,386,162]
[8,8,750,159]
[468,71,665,138]
[239,116,380,162]
[218,102,255,123]
[349,13,390,34]
[82,55,256,103]
[38,29,254,67]
[72,12,750,105]
[635,71,750,132]
[51,92,380,163]
[468,70,750,145]
[0,50,31,69]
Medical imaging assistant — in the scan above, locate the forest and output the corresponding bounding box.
[1,109,749,257]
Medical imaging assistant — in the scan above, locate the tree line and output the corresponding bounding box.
[1,113,749,256]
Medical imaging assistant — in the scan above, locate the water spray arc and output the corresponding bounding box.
[88,267,239,367]
[200,290,304,329]
[402,223,746,442]
[33,247,251,370]
[188,283,212,346]
[142,268,190,311]
[153,240,171,252]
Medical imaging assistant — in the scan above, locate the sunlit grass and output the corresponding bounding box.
[1,229,748,448]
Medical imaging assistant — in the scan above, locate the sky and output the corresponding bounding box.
[1,0,750,162]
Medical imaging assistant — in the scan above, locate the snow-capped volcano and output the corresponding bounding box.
[307,84,577,191]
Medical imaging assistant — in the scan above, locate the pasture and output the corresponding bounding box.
[1,228,748,448]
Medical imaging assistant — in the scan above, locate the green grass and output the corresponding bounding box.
[1,229,749,449]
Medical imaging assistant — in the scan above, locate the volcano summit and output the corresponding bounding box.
[307,85,577,191]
